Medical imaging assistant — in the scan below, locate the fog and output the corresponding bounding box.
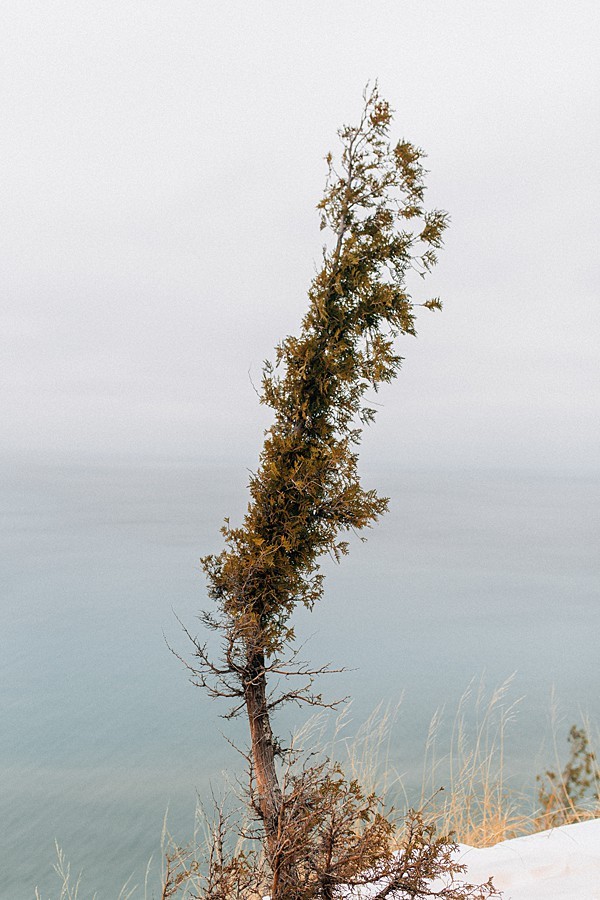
[1,1,598,471]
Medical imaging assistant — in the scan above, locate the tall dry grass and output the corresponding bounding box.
[34,839,143,900]
[419,676,533,846]
[343,677,600,848]
[35,681,600,897]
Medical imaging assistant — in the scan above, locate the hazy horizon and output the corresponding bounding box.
[1,3,599,896]
[2,459,599,897]
[2,0,598,473]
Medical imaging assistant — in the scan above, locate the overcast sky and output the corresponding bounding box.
[2,1,598,471]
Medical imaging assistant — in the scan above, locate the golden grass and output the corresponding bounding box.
[418,676,533,846]
[339,676,600,849]
[36,681,600,897]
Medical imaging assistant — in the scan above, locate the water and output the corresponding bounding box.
[1,460,598,898]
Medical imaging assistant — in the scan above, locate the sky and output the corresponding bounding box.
[1,0,598,472]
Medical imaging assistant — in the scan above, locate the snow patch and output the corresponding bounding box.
[457,818,600,899]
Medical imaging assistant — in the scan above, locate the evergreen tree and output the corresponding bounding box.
[180,86,497,900]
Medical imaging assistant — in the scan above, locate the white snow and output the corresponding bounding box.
[456,818,600,899]
[264,819,600,899]
[345,818,600,899]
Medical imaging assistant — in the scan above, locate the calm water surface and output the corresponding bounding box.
[1,461,598,898]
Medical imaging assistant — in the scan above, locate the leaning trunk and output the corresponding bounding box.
[244,649,281,834]
[244,648,296,898]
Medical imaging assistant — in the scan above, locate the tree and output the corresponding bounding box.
[180,86,497,900]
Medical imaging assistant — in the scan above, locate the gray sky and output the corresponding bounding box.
[2,0,598,471]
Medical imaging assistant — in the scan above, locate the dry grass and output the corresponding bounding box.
[533,702,600,832]
[342,677,600,849]
[419,676,533,846]
[35,682,600,897]
[34,840,141,900]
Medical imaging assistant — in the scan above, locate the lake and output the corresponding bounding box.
[1,460,598,898]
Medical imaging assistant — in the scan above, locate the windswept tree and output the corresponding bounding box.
[180,87,497,900]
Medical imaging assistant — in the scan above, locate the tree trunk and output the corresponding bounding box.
[244,650,281,844]
[245,649,301,898]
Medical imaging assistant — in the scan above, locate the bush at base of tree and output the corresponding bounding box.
[161,760,500,900]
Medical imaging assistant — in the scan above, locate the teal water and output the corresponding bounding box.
[1,461,598,898]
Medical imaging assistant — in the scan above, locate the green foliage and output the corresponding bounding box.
[537,724,600,828]
[200,84,448,661]
[183,85,469,900]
